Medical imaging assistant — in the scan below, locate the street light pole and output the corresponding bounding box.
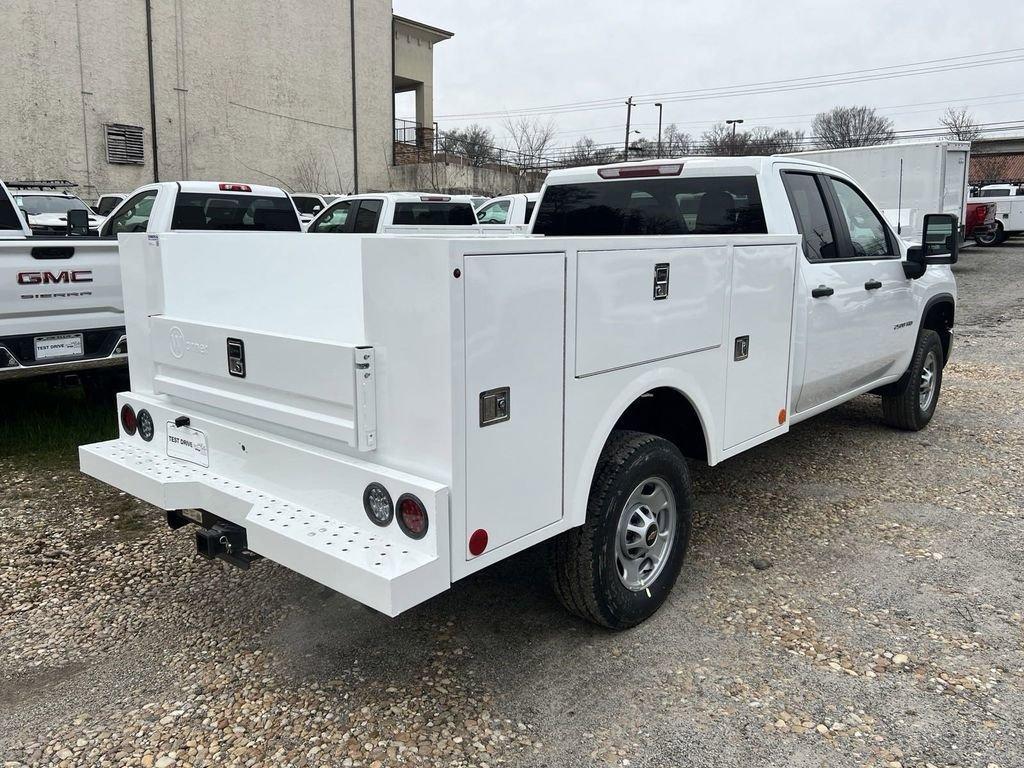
[624,97,634,161]
[655,102,663,156]
[726,118,744,156]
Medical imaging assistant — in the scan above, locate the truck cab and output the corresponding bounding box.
[306,192,484,234]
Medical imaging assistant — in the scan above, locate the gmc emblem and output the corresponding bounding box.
[17,270,93,285]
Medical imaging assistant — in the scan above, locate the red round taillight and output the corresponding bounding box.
[469,528,488,556]
[120,403,137,436]
[396,494,428,539]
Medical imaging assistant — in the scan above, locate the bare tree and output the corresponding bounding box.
[502,115,557,168]
[292,150,331,192]
[747,126,806,155]
[701,123,748,156]
[439,124,498,166]
[563,136,619,167]
[941,107,981,142]
[662,124,693,156]
[811,106,895,149]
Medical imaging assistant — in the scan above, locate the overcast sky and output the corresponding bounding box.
[392,0,1024,153]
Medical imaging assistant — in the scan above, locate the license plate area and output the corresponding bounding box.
[166,423,210,467]
[34,333,84,361]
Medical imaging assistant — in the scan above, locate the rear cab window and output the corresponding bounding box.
[172,193,301,231]
[392,202,477,226]
[532,176,766,236]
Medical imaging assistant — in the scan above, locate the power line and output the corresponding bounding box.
[437,48,1024,121]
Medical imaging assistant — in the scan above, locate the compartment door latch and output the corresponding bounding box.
[653,262,670,300]
[479,387,510,427]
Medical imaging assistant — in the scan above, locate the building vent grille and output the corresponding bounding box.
[105,124,145,165]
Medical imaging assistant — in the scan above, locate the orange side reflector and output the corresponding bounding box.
[778,408,787,425]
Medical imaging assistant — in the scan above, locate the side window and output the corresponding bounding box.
[828,178,893,258]
[0,190,23,230]
[104,190,158,236]
[310,201,352,233]
[351,199,383,233]
[524,201,536,223]
[477,200,510,224]
[781,172,838,261]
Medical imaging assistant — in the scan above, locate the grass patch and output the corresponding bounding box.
[0,379,117,461]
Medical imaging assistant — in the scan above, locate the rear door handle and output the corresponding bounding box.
[864,279,882,290]
[811,285,834,298]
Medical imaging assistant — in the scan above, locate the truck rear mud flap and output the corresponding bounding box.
[79,440,450,617]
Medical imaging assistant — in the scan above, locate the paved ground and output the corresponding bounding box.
[1,246,1021,768]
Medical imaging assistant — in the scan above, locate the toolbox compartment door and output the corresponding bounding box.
[463,252,566,556]
[722,243,798,451]
[575,246,729,377]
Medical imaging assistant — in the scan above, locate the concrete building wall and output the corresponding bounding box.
[0,0,395,198]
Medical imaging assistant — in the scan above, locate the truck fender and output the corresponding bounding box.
[567,366,716,529]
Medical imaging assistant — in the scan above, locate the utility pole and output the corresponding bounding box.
[655,102,663,157]
[726,118,744,156]
[624,97,634,161]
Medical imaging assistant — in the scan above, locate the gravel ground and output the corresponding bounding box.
[1,245,1022,768]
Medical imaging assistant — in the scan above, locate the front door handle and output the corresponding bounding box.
[864,279,882,290]
[811,285,834,298]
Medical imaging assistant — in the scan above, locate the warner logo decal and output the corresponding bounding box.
[17,270,93,285]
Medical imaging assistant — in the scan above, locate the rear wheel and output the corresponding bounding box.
[974,221,1005,247]
[881,329,944,431]
[550,431,693,629]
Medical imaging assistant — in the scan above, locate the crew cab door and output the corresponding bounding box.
[782,171,910,413]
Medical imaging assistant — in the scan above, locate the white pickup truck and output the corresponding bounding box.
[1,181,300,390]
[80,157,957,629]
[969,183,1024,245]
[306,192,527,234]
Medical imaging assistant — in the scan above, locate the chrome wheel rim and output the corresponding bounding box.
[919,350,938,412]
[615,477,676,591]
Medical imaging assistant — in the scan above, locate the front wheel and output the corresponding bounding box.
[881,329,944,431]
[550,431,693,629]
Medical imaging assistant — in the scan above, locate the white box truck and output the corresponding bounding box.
[788,140,970,243]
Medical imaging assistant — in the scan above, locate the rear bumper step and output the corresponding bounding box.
[80,439,450,617]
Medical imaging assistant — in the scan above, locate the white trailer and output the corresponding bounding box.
[80,158,958,629]
[788,140,970,243]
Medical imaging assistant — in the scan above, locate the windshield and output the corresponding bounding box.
[292,196,322,215]
[14,195,91,215]
[171,193,301,231]
[392,202,477,226]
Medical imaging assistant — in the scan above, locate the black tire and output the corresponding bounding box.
[550,430,693,629]
[974,221,1005,247]
[881,329,944,431]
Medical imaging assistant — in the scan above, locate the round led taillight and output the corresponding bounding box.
[120,404,137,436]
[137,409,155,442]
[396,494,428,539]
[363,482,394,527]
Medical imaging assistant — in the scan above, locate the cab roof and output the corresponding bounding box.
[542,156,850,186]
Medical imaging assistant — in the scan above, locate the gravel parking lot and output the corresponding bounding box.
[1,246,1021,768]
